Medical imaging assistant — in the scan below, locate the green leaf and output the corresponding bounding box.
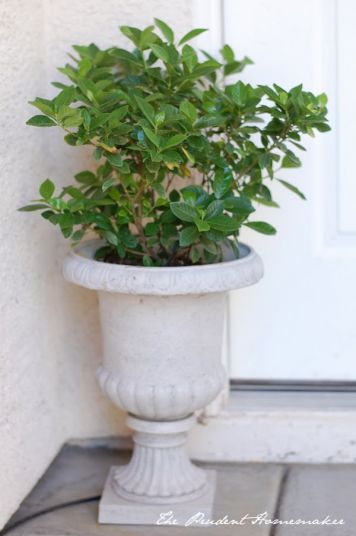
[221,44,234,63]
[151,44,170,63]
[49,197,67,211]
[77,77,98,103]
[139,25,157,49]
[253,197,280,208]
[104,231,119,246]
[107,153,124,168]
[201,236,219,255]
[244,221,277,235]
[156,196,168,207]
[179,100,197,123]
[258,153,272,169]
[63,186,83,199]
[277,179,306,200]
[155,111,166,126]
[208,215,240,233]
[190,246,200,264]
[152,182,165,196]
[179,28,208,46]
[213,169,233,199]
[170,202,197,222]
[18,203,49,212]
[162,134,186,150]
[74,170,97,184]
[72,43,98,59]
[143,254,155,267]
[194,219,210,232]
[29,98,54,116]
[161,149,183,166]
[110,47,141,64]
[62,111,83,128]
[64,133,78,146]
[182,44,198,72]
[192,59,221,77]
[26,115,56,127]
[282,154,302,168]
[318,92,328,106]
[119,227,139,248]
[143,127,161,148]
[82,109,91,130]
[144,222,159,236]
[259,184,273,202]
[179,225,199,246]
[58,213,75,229]
[40,210,58,223]
[135,96,155,126]
[39,179,55,199]
[88,112,110,130]
[78,57,92,77]
[182,147,194,164]
[102,178,116,192]
[94,246,112,261]
[195,115,225,128]
[154,18,174,43]
[206,200,224,219]
[119,25,141,47]
[71,229,86,242]
[54,86,76,109]
[224,196,255,215]
[231,81,247,107]
[57,105,78,121]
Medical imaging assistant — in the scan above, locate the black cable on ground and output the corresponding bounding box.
[0,495,101,535]
[270,466,290,536]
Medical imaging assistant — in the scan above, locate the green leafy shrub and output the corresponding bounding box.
[20,19,330,266]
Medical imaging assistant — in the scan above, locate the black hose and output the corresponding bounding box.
[0,495,101,535]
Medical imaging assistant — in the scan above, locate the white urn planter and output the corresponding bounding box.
[63,239,263,525]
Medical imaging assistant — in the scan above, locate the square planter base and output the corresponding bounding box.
[98,466,217,526]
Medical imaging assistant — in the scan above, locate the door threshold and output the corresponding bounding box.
[188,390,356,464]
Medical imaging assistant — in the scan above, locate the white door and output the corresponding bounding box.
[195,0,356,381]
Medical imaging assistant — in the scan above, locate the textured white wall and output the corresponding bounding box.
[0,0,192,528]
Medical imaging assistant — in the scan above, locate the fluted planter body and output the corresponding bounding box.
[63,240,263,523]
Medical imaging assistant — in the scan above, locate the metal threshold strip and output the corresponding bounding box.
[230,379,356,392]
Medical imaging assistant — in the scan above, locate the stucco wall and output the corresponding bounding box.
[0,0,192,528]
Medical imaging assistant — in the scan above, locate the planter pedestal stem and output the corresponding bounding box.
[112,414,207,503]
[98,414,217,525]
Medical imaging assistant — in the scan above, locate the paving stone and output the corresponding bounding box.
[3,446,284,536]
[7,445,130,526]
[275,465,356,535]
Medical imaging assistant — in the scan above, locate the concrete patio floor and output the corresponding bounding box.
[1,444,354,535]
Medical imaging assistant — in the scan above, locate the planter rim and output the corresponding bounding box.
[63,239,263,295]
